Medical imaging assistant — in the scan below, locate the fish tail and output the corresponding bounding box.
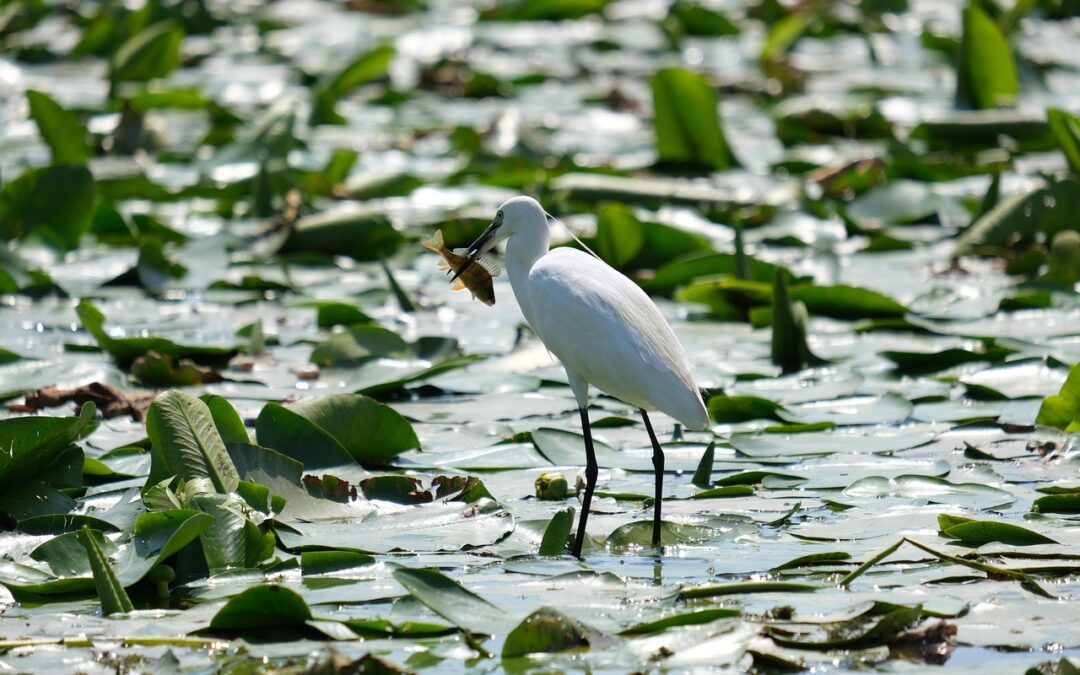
[420,229,444,252]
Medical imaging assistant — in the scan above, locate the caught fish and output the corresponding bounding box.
[421,229,502,306]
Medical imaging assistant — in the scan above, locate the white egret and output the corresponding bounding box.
[454,196,709,557]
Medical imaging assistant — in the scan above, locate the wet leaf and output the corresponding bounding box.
[309,325,409,367]
[283,207,403,261]
[76,526,133,615]
[791,285,907,320]
[311,44,395,125]
[110,21,184,86]
[620,607,741,635]
[606,521,716,548]
[26,90,89,165]
[146,390,239,493]
[75,300,236,368]
[0,403,94,493]
[938,515,1057,546]
[652,67,736,171]
[255,402,358,470]
[771,270,820,373]
[392,567,508,635]
[1047,107,1080,174]
[132,352,222,387]
[593,202,645,269]
[708,395,785,423]
[209,584,313,632]
[0,164,95,248]
[1031,493,1080,514]
[538,507,574,555]
[1035,362,1080,431]
[957,3,1018,109]
[956,178,1080,255]
[501,606,597,658]
[286,394,419,466]
[678,581,818,600]
[843,475,1014,509]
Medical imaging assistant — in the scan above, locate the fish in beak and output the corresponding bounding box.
[451,211,503,282]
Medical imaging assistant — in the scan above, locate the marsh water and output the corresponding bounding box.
[1,0,1079,672]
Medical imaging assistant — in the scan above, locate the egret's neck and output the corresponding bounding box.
[504,221,549,330]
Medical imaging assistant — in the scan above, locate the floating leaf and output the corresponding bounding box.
[209,584,312,632]
[620,608,741,635]
[311,44,395,125]
[956,2,1018,109]
[593,203,645,269]
[0,165,95,248]
[607,521,715,548]
[690,485,754,499]
[392,567,508,635]
[283,207,404,261]
[502,607,597,658]
[110,21,184,86]
[132,352,222,387]
[791,285,907,320]
[679,581,818,600]
[708,395,785,423]
[309,325,408,367]
[843,475,1014,509]
[1031,493,1080,514]
[956,178,1080,255]
[938,515,1058,546]
[255,402,358,470]
[76,300,236,368]
[26,90,89,165]
[279,394,419,467]
[651,67,736,171]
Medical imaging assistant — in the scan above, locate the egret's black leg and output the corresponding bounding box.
[572,406,598,558]
[641,409,664,547]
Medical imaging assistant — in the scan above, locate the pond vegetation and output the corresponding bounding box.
[1,0,1079,671]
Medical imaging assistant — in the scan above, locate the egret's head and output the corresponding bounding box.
[454,196,550,279]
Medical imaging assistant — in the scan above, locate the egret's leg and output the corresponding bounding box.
[641,409,664,547]
[572,406,598,558]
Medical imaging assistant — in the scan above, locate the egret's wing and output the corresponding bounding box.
[527,249,707,428]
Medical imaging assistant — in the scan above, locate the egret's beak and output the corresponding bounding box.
[450,217,501,282]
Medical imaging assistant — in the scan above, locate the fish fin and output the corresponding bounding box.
[477,255,502,277]
[451,247,469,256]
[450,278,467,291]
[420,229,444,252]
[435,258,450,272]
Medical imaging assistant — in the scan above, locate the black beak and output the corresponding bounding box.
[450,219,500,282]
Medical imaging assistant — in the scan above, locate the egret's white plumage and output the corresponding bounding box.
[459,195,709,555]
